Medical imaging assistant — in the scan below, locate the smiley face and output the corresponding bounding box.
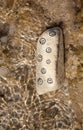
[47,78,53,84]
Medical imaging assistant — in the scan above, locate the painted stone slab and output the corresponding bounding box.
[36,27,64,95]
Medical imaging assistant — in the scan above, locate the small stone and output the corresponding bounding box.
[9,23,15,36]
[0,36,8,43]
[0,66,9,76]
[0,23,9,37]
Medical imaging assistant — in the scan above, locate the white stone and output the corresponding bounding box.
[36,27,64,95]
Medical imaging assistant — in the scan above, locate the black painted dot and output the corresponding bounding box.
[37,54,43,62]
[49,30,56,36]
[39,38,46,45]
[47,78,53,84]
[41,68,46,74]
[46,59,51,64]
[46,47,52,53]
[37,78,43,85]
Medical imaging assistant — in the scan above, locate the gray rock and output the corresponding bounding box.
[0,36,8,44]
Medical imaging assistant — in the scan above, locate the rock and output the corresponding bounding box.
[0,36,8,43]
[0,23,9,37]
[0,66,9,76]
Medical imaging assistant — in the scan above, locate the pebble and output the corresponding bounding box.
[0,36,8,43]
[0,66,9,76]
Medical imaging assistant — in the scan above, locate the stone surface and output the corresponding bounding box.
[36,27,64,95]
[0,0,83,129]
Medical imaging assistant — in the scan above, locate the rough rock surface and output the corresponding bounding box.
[0,0,83,130]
